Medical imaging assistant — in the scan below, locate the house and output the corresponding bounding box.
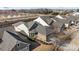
[17,14,21,17]
[26,21,54,42]
[12,21,29,36]
[7,15,12,18]
[12,15,17,18]
[13,21,37,39]
[66,16,77,26]
[34,16,54,27]
[13,21,38,40]
[72,12,79,16]
[56,15,65,19]
[12,21,41,50]
[29,22,53,42]
[52,15,77,32]
[52,18,68,32]
[0,31,30,51]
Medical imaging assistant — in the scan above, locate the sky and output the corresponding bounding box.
[0,0,79,9]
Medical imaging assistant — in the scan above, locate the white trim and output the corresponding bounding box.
[56,15,64,19]
[34,17,49,26]
[14,24,29,36]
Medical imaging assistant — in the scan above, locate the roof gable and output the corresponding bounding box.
[40,16,53,25]
[12,22,29,36]
[56,15,64,19]
[34,17,49,27]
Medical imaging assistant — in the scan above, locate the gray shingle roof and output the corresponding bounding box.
[36,23,53,36]
[27,21,38,31]
[12,40,30,51]
[7,31,26,42]
[1,30,40,51]
[40,16,54,25]
[0,31,17,51]
[36,23,46,35]
[0,26,16,39]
